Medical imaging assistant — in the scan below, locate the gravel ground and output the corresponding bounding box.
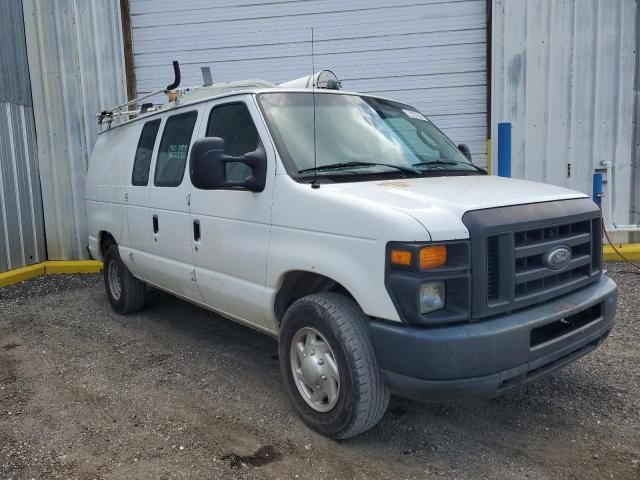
[0,264,638,479]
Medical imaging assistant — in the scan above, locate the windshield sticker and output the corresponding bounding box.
[403,109,428,122]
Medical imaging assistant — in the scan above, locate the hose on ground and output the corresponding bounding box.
[601,210,640,274]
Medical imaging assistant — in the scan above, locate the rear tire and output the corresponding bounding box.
[103,245,146,314]
[279,293,389,439]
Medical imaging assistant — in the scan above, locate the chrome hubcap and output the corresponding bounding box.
[107,260,122,301]
[290,327,340,412]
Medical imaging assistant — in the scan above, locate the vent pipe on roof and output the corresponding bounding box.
[166,60,181,90]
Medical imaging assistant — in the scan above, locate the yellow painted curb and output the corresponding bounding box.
[0,261,103,288]
[0,263,46,287]
[603,243,640,262]
[44,260,103,274]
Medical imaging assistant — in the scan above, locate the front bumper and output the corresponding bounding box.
[368,275,617,401]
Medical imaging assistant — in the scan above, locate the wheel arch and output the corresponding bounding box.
[274,270,359,326]
[98,231,118,259]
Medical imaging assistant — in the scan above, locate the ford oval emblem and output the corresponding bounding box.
[543,246,572,270]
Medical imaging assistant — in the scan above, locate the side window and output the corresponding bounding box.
[206,102,260,182]
[131,119,161,186]
[154,111,198,187]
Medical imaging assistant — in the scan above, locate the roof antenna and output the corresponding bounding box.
[310,27,320,189]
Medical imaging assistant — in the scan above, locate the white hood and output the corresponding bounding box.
[321,175,588,241]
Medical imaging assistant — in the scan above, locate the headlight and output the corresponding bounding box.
[420,281,445,314]
[386,241,470,325]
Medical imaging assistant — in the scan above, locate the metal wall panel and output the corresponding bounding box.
[0,103,46,273]
[0,0,46,274]
[491,0,638,230]
[129,0,488,165]
[0,0,32,106]
[22,0,127,260]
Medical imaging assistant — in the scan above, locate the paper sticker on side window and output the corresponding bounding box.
[168,144,188,159]
[403,109,428,122]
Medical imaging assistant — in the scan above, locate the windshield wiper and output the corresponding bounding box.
[298,161,422,175]
[412,159,487,174]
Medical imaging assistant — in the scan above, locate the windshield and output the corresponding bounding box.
[257,92,479,180]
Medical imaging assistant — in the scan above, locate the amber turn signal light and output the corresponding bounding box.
[390,249,412,266]
[420,245,447,269]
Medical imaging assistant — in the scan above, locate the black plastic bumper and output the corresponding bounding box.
[368,275,617,402]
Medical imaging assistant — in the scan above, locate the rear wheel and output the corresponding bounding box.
[279,293,389,439]
[103,245,146,314]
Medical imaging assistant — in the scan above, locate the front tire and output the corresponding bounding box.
[103,244,146,315]
[279,293,389,439]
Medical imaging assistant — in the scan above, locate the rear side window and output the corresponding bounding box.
[131,119,161,186]
[154,111,198,187]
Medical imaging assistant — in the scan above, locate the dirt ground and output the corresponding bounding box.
[0,263,638,480]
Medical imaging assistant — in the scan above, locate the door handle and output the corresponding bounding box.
[152,214,159,234]
[193,220,201,242]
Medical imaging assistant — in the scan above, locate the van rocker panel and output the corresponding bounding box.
[368,275,617,401]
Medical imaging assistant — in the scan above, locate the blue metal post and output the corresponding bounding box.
[592,173,603,207]
[497,122,512,178]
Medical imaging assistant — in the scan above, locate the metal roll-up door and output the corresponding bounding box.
[129,0,488,165]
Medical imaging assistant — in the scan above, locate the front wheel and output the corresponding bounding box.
[279,293,389,439]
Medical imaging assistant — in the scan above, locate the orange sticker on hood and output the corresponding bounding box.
[376,181,410,188]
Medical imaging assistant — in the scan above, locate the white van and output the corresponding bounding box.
[86,74,617,439]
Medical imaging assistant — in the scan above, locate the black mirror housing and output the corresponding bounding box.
[190,137,225,189]
[190,137,267,192]
[458,143,472,162]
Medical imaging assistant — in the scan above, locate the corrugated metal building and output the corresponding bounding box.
[0,0,46,273]
[491,0,639,240]
[0,0,638,273]
[0,0,126,272]
[23,0,127,262]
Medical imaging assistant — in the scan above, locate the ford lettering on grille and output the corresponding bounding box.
[543,246,572,270]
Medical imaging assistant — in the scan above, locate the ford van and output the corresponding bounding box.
[86,72,617,439]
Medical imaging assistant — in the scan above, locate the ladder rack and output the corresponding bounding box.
[97,61,276,126]
[97,61,340,127]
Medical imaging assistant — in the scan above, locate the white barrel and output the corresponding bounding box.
[279,70,341,90]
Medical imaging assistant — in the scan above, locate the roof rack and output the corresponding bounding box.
[97,61,340,127]
[97,61,180,125]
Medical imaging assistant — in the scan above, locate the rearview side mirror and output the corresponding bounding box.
[458,143,472,162]
[189,137,267,192]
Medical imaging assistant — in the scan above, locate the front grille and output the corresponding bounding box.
[485,216,602,315]
[487,236,499,301]
[463,199,603,319]
[513,219,594,300]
